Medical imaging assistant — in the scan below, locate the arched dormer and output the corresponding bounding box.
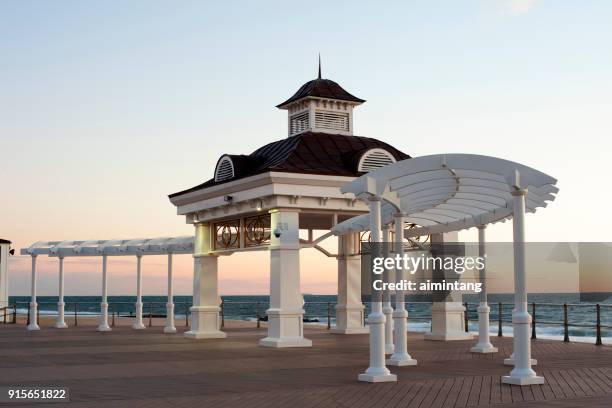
[357,148,396,172]
[214,155,235,182]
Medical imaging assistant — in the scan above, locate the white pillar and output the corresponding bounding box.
[388,213,417,366]
[260,208,312,348]
[97,254,111,332]
[55,256,67,328]
[164,253,177,333]
[185,222,226,339]
[381,224,394,355]
[502,189,544,385]
[358,197,396,383]
[424,232,473,341]
[332,233,368,334]
[132,254,145,330]
[470,226,497,353]
[27,255,40,331]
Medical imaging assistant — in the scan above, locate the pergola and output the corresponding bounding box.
[20,236,193,333]
[332,153,558,386]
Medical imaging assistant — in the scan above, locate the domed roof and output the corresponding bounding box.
[276,78,365,108]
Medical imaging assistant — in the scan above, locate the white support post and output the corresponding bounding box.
[55,256,67,328]
[388,213,417,366]
[260,208,312,348]
[97,254,111,332]
[164,253,177,333]
[185,222,226,339]
[358,197,396,383]
[470,225,497,353]
[381,224,394,355]
[332,232,368,334]
[27,255,40,331]
[502,189,544,385]
[133,254,145,330]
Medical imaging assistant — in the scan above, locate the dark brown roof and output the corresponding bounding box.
[276,78,365,108]
[0,239,11,244]
[169,132,410,198]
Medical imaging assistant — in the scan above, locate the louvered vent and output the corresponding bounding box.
[214,156,234,182]
[315,111,349,132]
[290,111,310,135]
[358,149,396,172]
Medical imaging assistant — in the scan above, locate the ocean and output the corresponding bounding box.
[8,293,612,344]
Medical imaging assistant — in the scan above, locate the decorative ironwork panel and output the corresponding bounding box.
[214,219,240,250]
[244,214,271,247]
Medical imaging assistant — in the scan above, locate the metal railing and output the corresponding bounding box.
[8,300,610,346]
[464,302,610,346]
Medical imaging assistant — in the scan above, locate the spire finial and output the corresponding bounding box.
[318,53,321,79]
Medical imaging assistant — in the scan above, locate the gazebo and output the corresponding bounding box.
[331,153,558,385]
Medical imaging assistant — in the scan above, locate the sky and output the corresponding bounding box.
[1,1,611,296]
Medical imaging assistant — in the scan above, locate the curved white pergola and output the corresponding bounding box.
[332,154,557,236]
[20,236,193,334]
[334,154,557,387]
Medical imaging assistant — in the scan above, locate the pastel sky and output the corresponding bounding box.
[1,1,610,296]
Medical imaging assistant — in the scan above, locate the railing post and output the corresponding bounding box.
[148,304,153,327]
[26,304,30,326]
[3,307,6,324]
[563,303,569,342]
[327,302,331,330]
[185,304,189,328]
[74,303,78,327]
[256,302,260,329]
[596,304,602,346]
[111,304,116,327]
[12,304,17,324]
[220,299,225,329]
[498,302,503,337]
[37,308,40,325]
[464,302,469,332]
[531,302,537,340]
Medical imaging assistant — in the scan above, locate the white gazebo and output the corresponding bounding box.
[331,153,558,385]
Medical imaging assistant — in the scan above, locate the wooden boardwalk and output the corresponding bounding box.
[0,320,611,407]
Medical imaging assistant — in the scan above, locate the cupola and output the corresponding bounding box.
[276,59,365,137]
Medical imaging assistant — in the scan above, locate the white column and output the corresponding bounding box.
[424,232,473,341]
[502,189,544,385]
[260,208,312,348]
[358,197,396,383]
[97,254,111,332]
[388,213,417,366]
[470,225,497,353]
[381,224,394,355]
[27,255,40,331]
[164,253,177,333]
[55,256,67,328]
[133,254,145,330]
[185,222,226,339]
[332,233,368,334]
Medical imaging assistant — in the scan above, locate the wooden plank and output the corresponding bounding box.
[489,376,501,405]
[455,376,474,407]
[429,378,454,408]
[478,375,492,407]
[466,376,482,406]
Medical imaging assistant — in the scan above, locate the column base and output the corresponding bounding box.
[331,326,369,335]
[163,326,177,334]
[132,323,146,330]
[259,337,312,348]
[97,325,112,332]
[471,344,498,353]
[184,330,226,339]
[27,323,40,331]
[504,357,537,366]
[502,374,545,385]
[386,355,418,366]
[424,332,473,341]
[54,321,68,329]
[358,372,397,383]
